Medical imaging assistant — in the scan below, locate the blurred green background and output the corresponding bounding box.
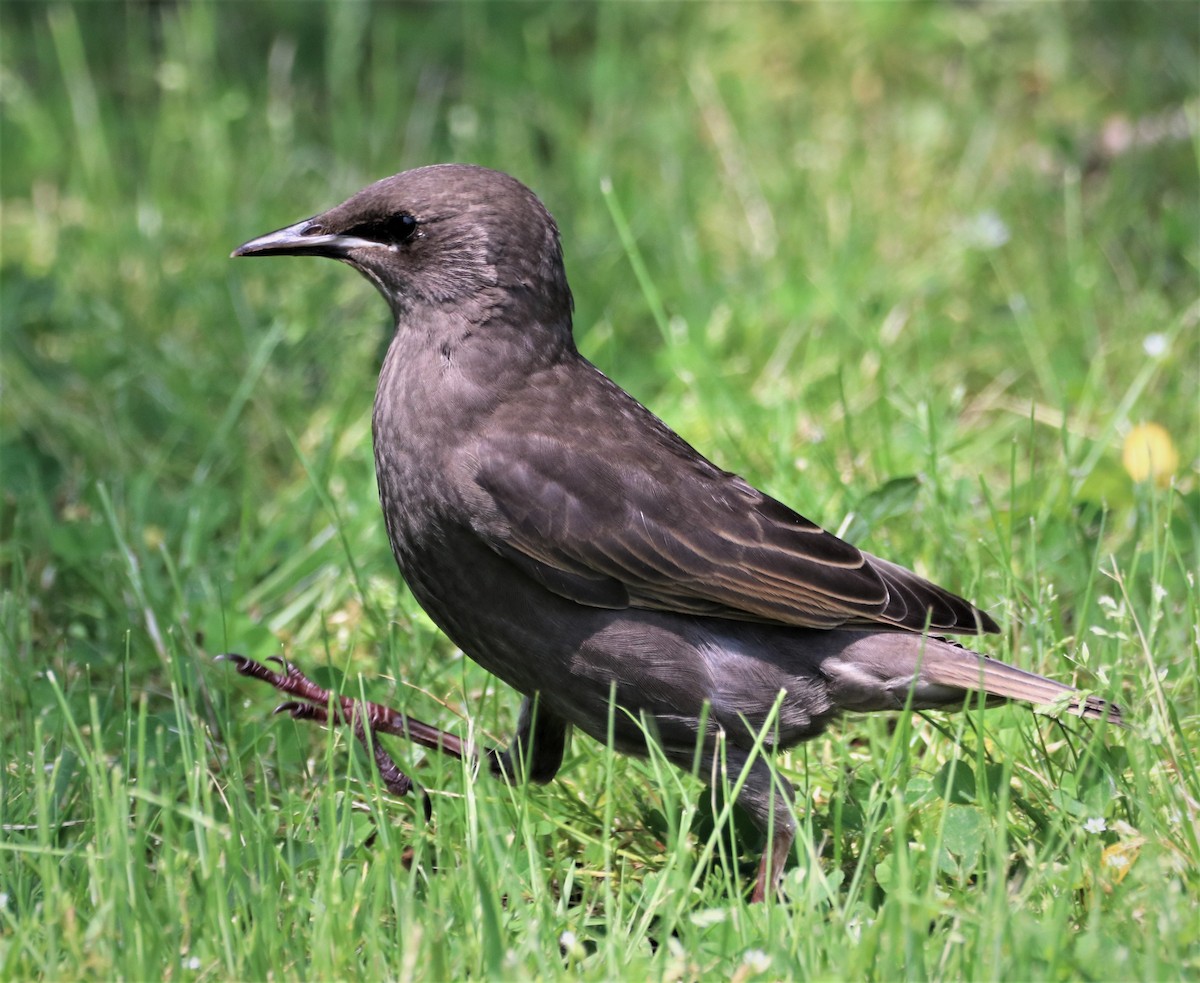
[1,2,1197,978]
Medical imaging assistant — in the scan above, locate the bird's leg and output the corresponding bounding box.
[218,653,499,800]
[742,757,796,903]
[753,819,796,904]
[490,695,569,785]
[737,754,797,903]
[682,745,796,903]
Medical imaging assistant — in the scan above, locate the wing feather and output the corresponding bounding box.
[462,361,998,636]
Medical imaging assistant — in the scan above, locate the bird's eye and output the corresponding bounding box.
[347,212,419,245]
[393,213,419,241]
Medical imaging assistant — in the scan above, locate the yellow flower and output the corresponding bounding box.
[1122,422,1179,488]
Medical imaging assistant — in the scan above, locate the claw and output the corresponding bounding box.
[217,652,287,685]
[273,701,303,716]
[283,702,330,724]
[217,652,273,679]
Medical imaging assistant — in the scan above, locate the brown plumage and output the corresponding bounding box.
[226,164,1122,901]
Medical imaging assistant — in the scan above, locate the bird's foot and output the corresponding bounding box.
[218,653,476,812]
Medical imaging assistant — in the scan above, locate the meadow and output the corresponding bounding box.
[1,3,1197,978]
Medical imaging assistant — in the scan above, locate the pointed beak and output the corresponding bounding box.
[231,218,377,259]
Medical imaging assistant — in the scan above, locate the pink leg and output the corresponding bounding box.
[219,653,494,805]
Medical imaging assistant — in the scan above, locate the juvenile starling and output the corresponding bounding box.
[227,164,1121,901]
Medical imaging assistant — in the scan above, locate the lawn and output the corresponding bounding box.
[2,2,1197,978]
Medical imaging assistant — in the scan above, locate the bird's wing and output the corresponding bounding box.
[462,390,997,636]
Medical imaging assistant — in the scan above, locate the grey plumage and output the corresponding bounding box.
[228,164,1121,901]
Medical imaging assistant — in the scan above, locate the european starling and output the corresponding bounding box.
[227,164,1121,901]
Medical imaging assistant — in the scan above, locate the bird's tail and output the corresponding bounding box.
[920,642,1124,725]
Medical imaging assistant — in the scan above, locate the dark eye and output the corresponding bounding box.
[348,212,419,245]
[389,213,419,242]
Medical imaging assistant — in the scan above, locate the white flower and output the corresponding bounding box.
[559,930,585,960]
[1142,333,1168,358]
[1084,817,1107,834]
[960,210,1010,250]
[743,949,771,973]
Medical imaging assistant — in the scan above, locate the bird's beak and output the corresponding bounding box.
[231,218,377,260]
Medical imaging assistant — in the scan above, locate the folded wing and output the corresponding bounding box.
[464,380,998,636]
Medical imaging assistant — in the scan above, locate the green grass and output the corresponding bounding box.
[2,2,1197,978]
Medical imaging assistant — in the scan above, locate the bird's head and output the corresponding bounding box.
[232,164,574,334]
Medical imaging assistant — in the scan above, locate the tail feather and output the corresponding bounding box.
[922,645,1124,725]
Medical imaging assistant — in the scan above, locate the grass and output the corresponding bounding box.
[2,1,1197,978]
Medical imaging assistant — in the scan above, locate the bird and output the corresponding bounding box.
[226,163,1122,901]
